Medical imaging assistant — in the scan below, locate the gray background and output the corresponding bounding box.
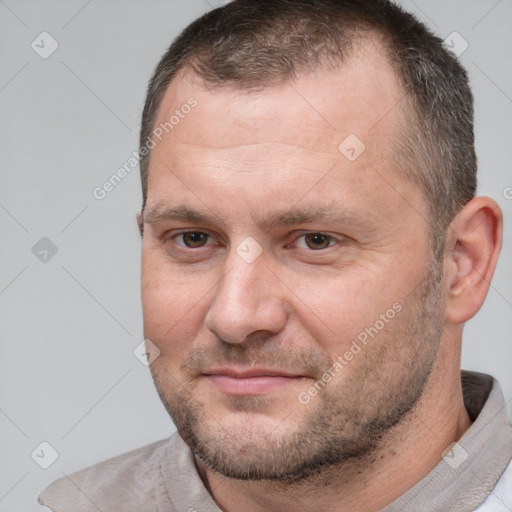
[0,1,511,510]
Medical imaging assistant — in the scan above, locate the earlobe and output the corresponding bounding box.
[444,197,503,324]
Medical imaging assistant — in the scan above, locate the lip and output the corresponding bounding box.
[203,367,306,396]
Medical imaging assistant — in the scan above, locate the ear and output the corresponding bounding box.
[137,211,143,237]
[444,197,502,324]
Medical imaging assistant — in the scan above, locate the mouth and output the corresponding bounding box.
[202,367,307,396]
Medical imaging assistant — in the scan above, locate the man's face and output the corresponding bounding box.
[141,44,445,481]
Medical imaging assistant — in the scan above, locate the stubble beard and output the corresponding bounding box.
[149,265,445,484]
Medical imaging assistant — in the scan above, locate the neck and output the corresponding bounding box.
[196,339,471,512]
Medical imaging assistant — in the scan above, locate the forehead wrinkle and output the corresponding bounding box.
[161,140,342,174]
[170,141,341,157]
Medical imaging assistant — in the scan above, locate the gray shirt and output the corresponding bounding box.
[39,371,512,511]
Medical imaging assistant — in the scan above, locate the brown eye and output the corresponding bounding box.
[179,232,210,248]
[304,233,332,250]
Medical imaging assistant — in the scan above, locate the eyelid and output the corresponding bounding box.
[288,231,345,249]
[168,229,219,248]
[164,229,346,252]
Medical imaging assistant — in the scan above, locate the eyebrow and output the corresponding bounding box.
[263,206,374,229]
[143,204,212,224]
[142,203,375,230]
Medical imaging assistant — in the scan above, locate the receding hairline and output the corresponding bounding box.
[147,30,414,165]
[151,27,401,115]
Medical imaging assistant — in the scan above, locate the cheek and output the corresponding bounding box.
[141,254,213,356]
[285,269,399,354]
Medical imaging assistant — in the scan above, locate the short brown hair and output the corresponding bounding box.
[139,0,476,256]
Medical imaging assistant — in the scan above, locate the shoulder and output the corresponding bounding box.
[474,459,512,511]
[38,436,175,512]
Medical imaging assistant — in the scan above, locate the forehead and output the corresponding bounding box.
[143,40,420,226]
[151,38,404,158]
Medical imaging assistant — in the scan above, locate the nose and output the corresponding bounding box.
[204,248,288,344]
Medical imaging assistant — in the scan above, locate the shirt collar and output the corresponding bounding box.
[383,371,512,512]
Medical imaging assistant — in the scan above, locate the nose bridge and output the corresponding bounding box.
[224,255,263,307]
[204,245,286,343]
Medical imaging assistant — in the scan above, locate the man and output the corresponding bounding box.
[39,0,512,510]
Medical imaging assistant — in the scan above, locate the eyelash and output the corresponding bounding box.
[172,231,218,248]
[291,233,339,250]
[169,231,342,251]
